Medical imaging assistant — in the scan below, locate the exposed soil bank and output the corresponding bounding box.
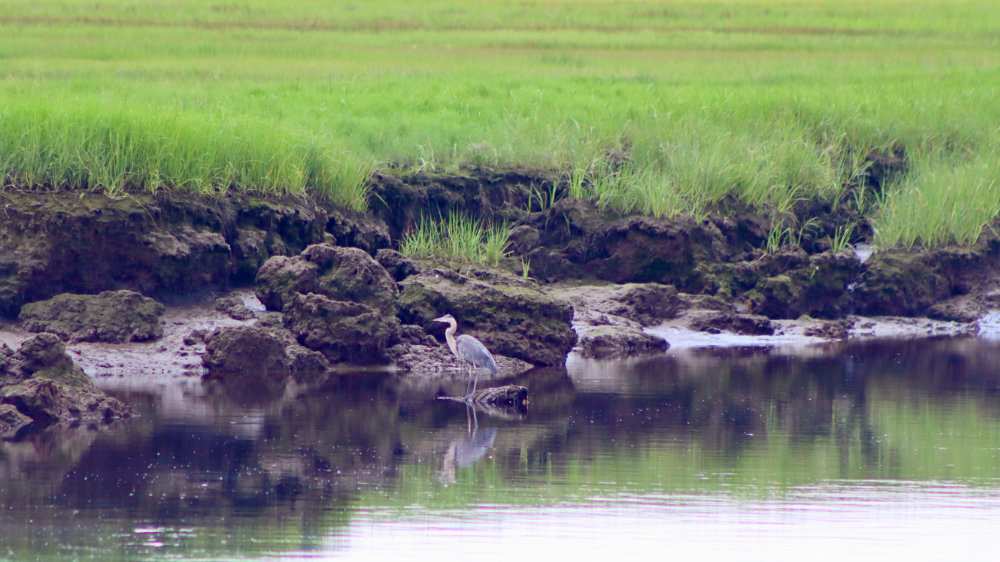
[362,162,1000,324]
[0,188,387,317]
[6,159,998,325]
[4,159,1000,429]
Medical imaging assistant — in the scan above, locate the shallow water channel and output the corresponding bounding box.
[4,336,1000,560]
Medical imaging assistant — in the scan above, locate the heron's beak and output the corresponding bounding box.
[432,315,448,323]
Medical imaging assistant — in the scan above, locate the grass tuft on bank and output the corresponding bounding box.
[400,215,512,266]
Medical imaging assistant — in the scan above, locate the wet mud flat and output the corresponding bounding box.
[1,290,262,384]
[0,285,983,398]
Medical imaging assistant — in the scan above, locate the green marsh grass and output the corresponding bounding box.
[829,223,856,252]
[2,0,1000,246]
[874,148,1000,249]
[0,100,371,208]
[399,215,512,266]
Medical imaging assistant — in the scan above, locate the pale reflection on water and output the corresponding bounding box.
[3,336,1000,560]
[342,483,1000,561]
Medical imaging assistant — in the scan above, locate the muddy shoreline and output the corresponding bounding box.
[0,284,984,384]
[4,165,1000,431]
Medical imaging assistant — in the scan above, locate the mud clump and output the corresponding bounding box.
[282,293,397,365]
[802,319,854,339]
[255,243,402,365]
[604,283,686,325]
[0,333,135,429]
[744,249,861,319]
[851,247,984,319]
[555,283,686,328]
[0,402,31,432]
[687,311,775,336]
[9,332,90,386]
[214,296,256,321]
[202,325,292,379]
[18,290,165,343]
[256,244,399,317]
[585,215,728,291]
[375,248,421,282]
[516,198,733,289]
[1,378,125,428]
[578,326,669,359]
[202,324,332,380]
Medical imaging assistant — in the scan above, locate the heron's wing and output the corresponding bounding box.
[456,335,498,373]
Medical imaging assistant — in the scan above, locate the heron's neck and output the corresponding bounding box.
[444,324,458,356]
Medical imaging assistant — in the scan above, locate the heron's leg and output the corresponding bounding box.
[465,364,474,398]
[470,368,478,396]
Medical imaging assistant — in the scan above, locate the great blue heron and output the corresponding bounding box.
[433,314,498,398]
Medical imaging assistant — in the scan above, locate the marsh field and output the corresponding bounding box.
[2,0,999,248]
[6,3,1000,560]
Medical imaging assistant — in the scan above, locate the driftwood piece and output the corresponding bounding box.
[438,384,529,408]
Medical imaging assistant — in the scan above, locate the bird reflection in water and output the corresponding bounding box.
[439,404,498,484]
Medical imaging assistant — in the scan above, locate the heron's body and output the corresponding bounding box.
[434,314,498,397]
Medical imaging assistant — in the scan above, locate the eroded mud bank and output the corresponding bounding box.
[4,158,1000,431]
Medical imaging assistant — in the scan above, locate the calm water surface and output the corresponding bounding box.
[4,337,1000,560]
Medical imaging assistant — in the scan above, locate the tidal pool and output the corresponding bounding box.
[3,336,1000,560]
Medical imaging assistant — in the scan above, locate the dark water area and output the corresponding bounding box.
[4,337,1000,560]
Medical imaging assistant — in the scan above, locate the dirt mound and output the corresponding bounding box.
[19,290,165,343]
[202,325,295,378]
[0,333,134,430]
[577,326,669,359]
[254,243,402,365]
[283,293,398,365]
[202,323,333,380]
[255,243,399,317]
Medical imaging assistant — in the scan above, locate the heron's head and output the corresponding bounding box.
[432,314,456,324]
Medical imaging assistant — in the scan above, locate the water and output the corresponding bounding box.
[4,336,1000,560]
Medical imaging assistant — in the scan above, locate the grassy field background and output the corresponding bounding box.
[2,0,998,247]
